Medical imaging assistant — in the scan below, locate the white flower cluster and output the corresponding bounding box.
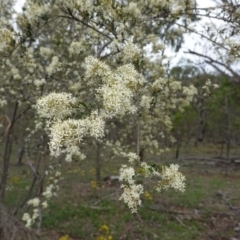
[124,2,141,18]
[65,146,86,162]
[40,47,53,59]
[119,165,135,184]
[49,119,86,157]
[119,165,144,213]
[43,166,61,199]
[98,83,137,117]
[87,111,105,139]
[156,164,185,192]
[116,64,145,91]
[0,26,15,53]
[22,197,43,228]
[46,56,61,75]
[36,92,77,119]
[11,67,21,80]
[105,140,126,156]
[22,210,37,228]
[34,78,46,88]
[28,198,40,207]
[22,166,61,228]
[119,153,185,212]
[122,39,142,63]
[148,0,195,13]
[23,48,37,73]
[84,56,111,83]
[69,41,84,56]
[0,98,7,107]
[140,95,153,109]
[84,57,144,117]
[152,77,197,111]
[126,152,139,164]
[58,0,93,14]
[140,162,161,178]
[202,79,219,97]
[49,111,104,158]
[119,154,161,213]
[24,2,50,25]
[119,184,144,213]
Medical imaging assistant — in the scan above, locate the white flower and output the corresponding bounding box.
[36,92,77,119]
[40,47,52,58]
[24,2,50,25]
[98,83,137,117]
[140,162,161,177]
[27,197,40,207]
[55,171,61,177]
[42,186,53,199]
[127,152,139,164]
[124,2,141,18]
[0,98,7,107]
[69,41,84,56]
[58,0,93,13]
[122,39,141,62]
[34,78,46,88]
[25,219,32,228]
[157,164,185,192]
[42,201,48,209]
[140,95,153,109]
[22,213,30,222]
[120,183,144,213]
[0,26,15,53]
[49,119,87,157]
[46,56,61,75]
[32,209,39,220]
[87,111,105,138]
[119,165,135,185]
[84,56,111,84]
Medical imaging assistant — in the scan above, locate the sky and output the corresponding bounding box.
[14,0,25,12]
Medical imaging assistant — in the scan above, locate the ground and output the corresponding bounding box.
[4,144,240,240]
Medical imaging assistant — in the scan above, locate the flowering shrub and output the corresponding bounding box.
[0,0,215,236]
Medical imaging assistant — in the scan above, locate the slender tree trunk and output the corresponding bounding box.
[0,102,18,200]
[139,148,144,162]
[219,141,224,157]
[96,141,101,183]
[16,147,25,166]
[175,136,181,160]
[226,139,230,161]
[195,101,206,147]
[225,97,231,162]
[136,119,140,158]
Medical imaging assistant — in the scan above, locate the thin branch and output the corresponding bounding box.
[186,50,240,80]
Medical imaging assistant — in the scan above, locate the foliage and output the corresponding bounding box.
[1,0,240,239]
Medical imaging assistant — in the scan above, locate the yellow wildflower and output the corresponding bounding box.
[144,191,152,201]
[91,180,99,188]
[99,224,109,234]
[59,234,71,240]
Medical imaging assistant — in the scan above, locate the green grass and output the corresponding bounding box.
[3,145,240,240]
[39,167,240,239]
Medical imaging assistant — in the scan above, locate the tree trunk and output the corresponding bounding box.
[175,134,182,160]
[139,148,144,162]
[96,141,101,183]
[0,102,18,200]
[16,147,25,166]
